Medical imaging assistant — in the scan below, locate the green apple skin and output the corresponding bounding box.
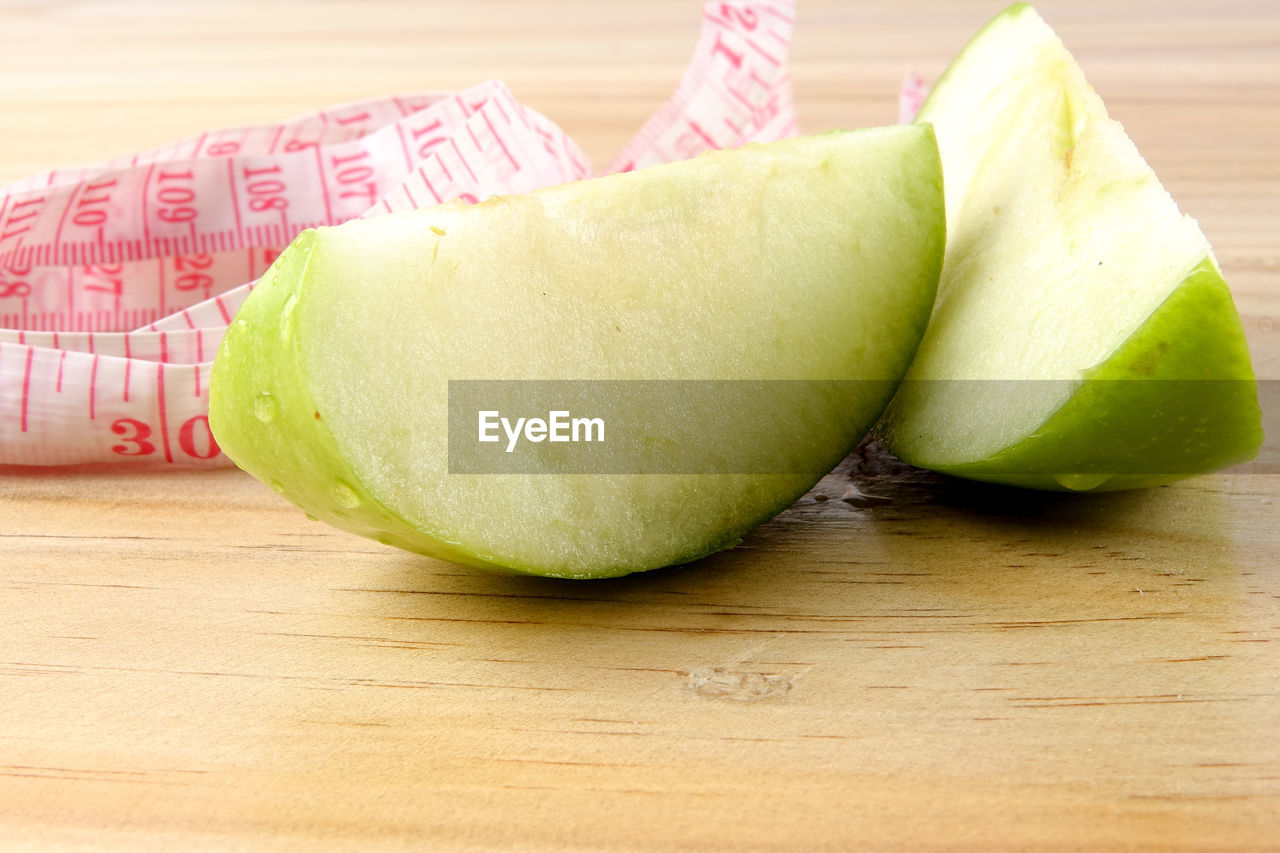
[210,127,945,578]
[883,259,1261,491]
[209,232,495,570]
[878,3,1262,491]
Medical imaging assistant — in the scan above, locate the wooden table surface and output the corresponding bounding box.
[2,1,1278,849]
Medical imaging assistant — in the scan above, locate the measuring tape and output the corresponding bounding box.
[0,1,795,467]
[898,70,929,124]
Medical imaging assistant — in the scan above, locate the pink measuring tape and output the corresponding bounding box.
[0,1,795,467]
[898,70,929,125]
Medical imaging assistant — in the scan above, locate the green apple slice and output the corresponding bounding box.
[878,3,1262,490]
[209,127,945,578]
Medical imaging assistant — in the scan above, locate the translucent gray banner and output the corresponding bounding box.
[446,379,1275,476]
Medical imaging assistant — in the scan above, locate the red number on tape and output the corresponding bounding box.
[110,417,155,456]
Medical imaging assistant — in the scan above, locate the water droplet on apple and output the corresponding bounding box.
[304,512,319,522]
[253,391,277,423]
[269,479,286,495]
[1053,472,1110,491]
[279,293,298,340]
[331,479,360,509]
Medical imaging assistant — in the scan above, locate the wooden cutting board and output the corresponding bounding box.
[2,1,1277,848]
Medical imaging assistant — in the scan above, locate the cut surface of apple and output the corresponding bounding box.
[209,127,945,578]
[878,3,1262,491]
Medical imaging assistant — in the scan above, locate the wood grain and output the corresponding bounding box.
[2,1,1278,849]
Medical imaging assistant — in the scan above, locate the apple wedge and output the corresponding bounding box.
[878,3,1262,490]
[209,127,945,578]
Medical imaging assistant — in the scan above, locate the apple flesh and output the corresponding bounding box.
[878,3,1262,490]
[209,127,945,578]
